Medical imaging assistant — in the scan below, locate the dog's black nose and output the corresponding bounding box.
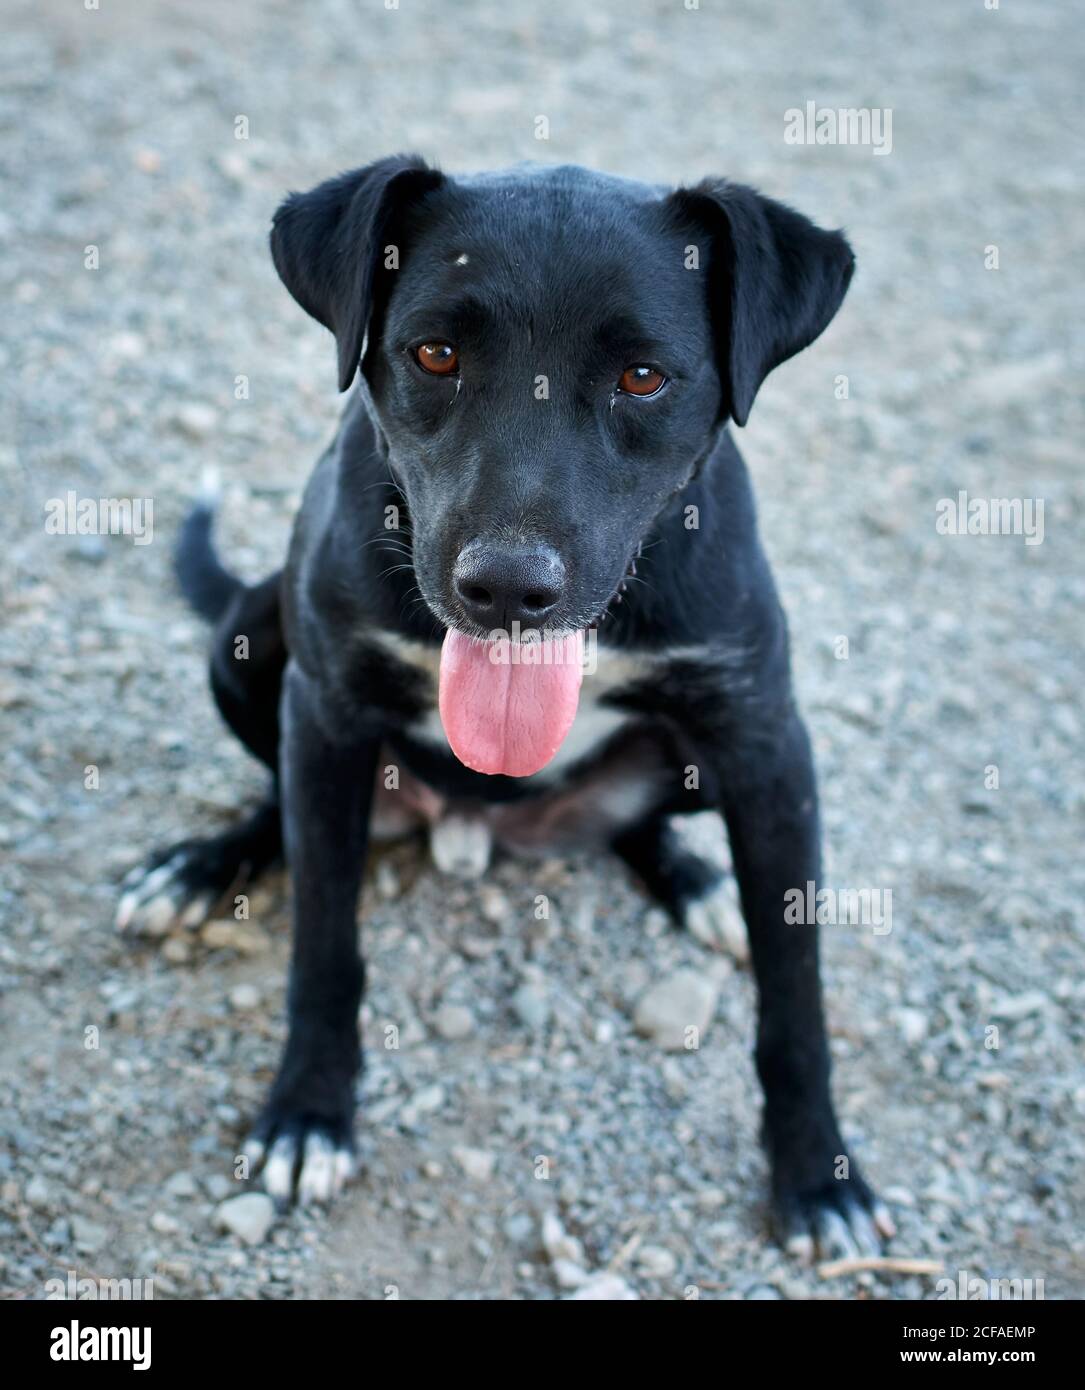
[453,542,566,631]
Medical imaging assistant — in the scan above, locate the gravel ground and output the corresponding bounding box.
[1,0,1083,1301]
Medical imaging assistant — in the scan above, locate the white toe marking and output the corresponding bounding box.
[298,1134,336,1205]
[684,879,748,961]
[118,852,218,936]
[430,814,492,879]
[178,893,214,930]
[138,862,182,899]
[139,893,181,936]
[786,1232,815,1264]
[116,891,139,931]
[263,1136,298,1199]
[333,1148,355,1192]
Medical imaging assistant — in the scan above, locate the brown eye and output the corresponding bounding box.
[415,342,459,375]
[617,364,666,397]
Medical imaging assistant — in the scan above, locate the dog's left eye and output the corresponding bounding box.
[415,342,459,376]
[617,365,666,397]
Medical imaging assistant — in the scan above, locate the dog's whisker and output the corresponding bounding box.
[377,562,418,581]
[354,537,414,558]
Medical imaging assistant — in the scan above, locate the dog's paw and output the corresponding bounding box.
[244,1110,355,1207]
[773,1170,896,1263]
[116,843,227,936]
[681,877,749,962]
[429,813,492,879]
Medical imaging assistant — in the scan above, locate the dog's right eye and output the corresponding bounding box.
[617,365,666,397]
[414,342,459,376]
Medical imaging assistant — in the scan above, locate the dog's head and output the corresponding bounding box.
[271,157,853,775]
[271,156,853,637]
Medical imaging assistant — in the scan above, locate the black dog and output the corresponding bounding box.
[118,156,893,1258]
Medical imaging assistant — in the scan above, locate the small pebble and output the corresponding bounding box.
[228,983,261,1012]
[433,1003,475,1041]
[635,1244,678,1278]
[451,1146,495,1182]
[511,983,550,1033]
[633,970,720,1051]
[214,1193,275,1246]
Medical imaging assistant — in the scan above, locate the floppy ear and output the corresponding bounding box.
[671,181,855,426]
[270,154,444,392]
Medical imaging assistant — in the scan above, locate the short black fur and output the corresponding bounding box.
[137,157,888,1254]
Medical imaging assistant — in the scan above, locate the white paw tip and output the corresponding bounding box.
[178,894,213,930]
[297,1135,336,1205]
[263,1137,298,1200]
[115,892,139,931]
[140,893,180,937]
[684,883,749,961]
[430,816,492,879]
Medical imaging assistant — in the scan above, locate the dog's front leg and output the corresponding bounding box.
[711,706,894,1260]
[246,661,378,1205]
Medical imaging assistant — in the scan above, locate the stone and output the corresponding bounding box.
[633,970,720,1051]
[228,983,261,1012]
[451,1146,495,1182]
[213,1193,275,1246]
[433,1003,475,1041]
[541,1211,585,1265]
[635,1244,678,1278]
[511,983,550,1033]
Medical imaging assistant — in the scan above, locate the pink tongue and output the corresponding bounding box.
[439,629,584,777]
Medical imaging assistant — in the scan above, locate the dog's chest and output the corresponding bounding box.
[363,630,671,857]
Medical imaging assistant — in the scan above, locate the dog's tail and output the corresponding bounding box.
[175,467,243,623]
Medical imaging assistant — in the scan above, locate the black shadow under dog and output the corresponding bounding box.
[118,157,894,1260]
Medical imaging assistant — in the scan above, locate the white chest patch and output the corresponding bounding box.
[364,630,724,862]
